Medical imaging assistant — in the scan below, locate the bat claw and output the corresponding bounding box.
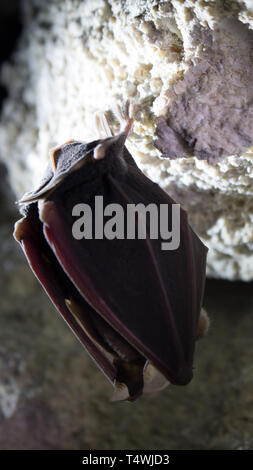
[112,100,134,135]
[93,100,135,141]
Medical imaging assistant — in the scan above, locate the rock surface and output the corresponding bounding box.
[0,0,253,280]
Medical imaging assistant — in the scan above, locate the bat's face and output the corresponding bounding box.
[14,123,208,402]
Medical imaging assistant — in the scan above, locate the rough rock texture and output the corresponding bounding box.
[156,17,253,162]
[1,168,253,449]
[0,0,253,281]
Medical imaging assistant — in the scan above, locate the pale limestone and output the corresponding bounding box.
[0,0,253,280]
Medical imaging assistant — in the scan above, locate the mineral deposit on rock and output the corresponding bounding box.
[0,0,253,280]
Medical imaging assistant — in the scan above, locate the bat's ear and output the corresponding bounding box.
[197,309,210,339]
[110,382,130,402]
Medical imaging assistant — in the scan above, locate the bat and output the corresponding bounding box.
[14,109,208,401]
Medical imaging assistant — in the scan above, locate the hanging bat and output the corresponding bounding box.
[13,109,209,402]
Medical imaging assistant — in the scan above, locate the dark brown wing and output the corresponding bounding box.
[14,205,117,384]
[37,155,207,385]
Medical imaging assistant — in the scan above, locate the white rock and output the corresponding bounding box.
[0,0,253,280]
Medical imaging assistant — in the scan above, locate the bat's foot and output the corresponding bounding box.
[112,100,135,135]
[94,100,135,140]
[94,112,114,139]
